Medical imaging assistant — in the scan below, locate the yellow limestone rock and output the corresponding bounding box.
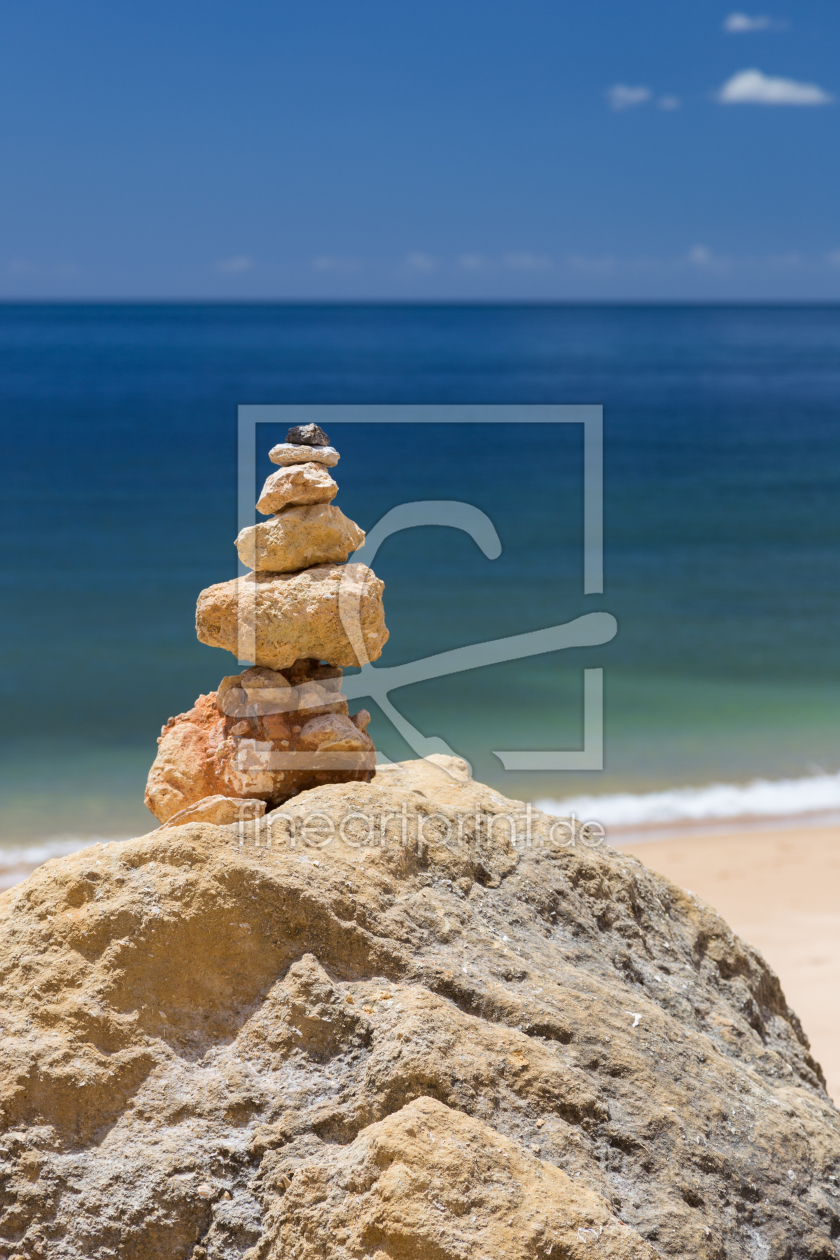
[0,760,836,1256]
[157,794,266,828]
[256,462,338,515]
[268,442,339,467]
[195,562,388,670]
[235,503,365,573]
[2,760,838,1257]
[260,1096,657,1259]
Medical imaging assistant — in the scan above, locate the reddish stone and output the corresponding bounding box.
[144,660,375,824]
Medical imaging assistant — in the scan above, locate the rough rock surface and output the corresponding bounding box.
[195,563,388,671]
[268,443,339,468]
[265,1095,655,1259]
[286,423,330,447]
[236,504,365,573]
[145,662,375,822]
[256,464,338,516]
[3,757,839,1259]
[161,795,267,828]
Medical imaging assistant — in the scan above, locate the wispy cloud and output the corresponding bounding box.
[724,12,783,32]
[687,244,715,267]
[657,96,681,111]
[563,246,824,281]
[217,255,253,274]
[7,258,85,280]
[287,249,840,292]
[685,244,803,273]
[607,84,651,111]
[717,68,833,104]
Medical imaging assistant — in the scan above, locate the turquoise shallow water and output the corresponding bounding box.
[1,303,839,844]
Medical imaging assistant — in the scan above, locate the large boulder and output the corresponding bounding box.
[1,759,838,1258]
[195,563,388,671]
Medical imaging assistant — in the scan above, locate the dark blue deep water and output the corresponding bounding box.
[2,303,840,842]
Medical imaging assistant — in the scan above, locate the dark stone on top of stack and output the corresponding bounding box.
[287,423,330,447]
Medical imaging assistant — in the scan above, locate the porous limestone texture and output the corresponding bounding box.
[263,1095,654,1259]
[195,563,388,671]
[235,504,365,573]
[3,756,840,1259]
[268,443,339,467]
[256,463,337,516]
[145,661,374,822]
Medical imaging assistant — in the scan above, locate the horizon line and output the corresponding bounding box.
[2,297,840,308]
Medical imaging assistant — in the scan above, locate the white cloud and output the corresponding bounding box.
[217,255,253,274]
[607,84,651,111]
[687,244,715,267]
[562,248,839,280]
[724,13,779,32]
[684,245,807,273]
[7,258,85,280]
[658,96,681,111]
[717,68,833,104]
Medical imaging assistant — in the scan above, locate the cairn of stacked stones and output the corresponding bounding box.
[144,423,388,828]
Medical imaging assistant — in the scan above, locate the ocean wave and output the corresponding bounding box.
[0,837,132,888]
[2,770,839,879]
[536,770,840,828]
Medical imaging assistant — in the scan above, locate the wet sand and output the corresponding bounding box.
[617,823,840,1103]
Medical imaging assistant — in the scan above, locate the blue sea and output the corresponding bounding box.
[2,303,840,865]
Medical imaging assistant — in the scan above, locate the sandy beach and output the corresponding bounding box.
[618,822,840,1103]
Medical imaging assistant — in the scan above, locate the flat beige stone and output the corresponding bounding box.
[161,795,266,828]
[268,442,339,467]
[235,503,364,572]
[195,562,388,670]
[296,712,371,752]
[256,463,337,515]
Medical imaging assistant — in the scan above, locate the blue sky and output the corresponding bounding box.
[2,0,840,299]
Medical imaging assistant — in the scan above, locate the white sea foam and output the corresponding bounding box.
[2,771,839,882]
[536,771,840,829]
[0,836,133,888]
